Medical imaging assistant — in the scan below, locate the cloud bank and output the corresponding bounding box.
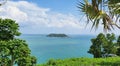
[0,1,119,35]
[0,1,83,34]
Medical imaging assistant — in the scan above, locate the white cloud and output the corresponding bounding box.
[0,1,84,34]
[0,1,119,35]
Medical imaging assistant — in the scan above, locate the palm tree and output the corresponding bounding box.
[77,0,120,32]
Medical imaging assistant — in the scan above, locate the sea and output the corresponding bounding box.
[18,34,95,64]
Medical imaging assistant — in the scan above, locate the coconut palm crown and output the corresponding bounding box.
[77,0,120,32]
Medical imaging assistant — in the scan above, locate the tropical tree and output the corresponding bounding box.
[0,18,37,66]
[88,33,116,58]
[103,33,116,54]
[77,0,120,32]
[88,33,107,58]
[0,41,10,66]
[18,56,37,66]
[0,18,21,40]
[8,39,31,66]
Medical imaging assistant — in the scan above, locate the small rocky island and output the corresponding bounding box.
[47,33,68,37]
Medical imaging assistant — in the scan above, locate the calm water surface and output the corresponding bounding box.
[19,34,95,64]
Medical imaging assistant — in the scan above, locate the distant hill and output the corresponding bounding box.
[47,34,68,37]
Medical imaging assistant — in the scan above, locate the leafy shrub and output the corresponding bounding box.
[37,57,120,66]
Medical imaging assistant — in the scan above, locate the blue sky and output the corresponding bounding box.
[13,0,80,15]
[28,0,81,17]
[0,0,119,35]
[29,0,77,11]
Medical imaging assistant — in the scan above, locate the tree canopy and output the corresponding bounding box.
[0,18,37,66]
[88,33,117,58]
[0,19,21,40]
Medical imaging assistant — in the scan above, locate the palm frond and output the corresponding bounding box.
[77,0,120,32]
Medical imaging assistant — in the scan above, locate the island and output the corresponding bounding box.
[47,33,68,37]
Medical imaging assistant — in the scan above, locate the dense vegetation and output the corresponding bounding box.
[37,57,120,66]
[47,34,68,37]
[88,33,120,58]
[0,18,37,66]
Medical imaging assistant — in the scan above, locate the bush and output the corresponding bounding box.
[37,57,120,66]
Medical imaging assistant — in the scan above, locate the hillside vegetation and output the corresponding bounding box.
[37,57,120,66]
[47,34,68,37]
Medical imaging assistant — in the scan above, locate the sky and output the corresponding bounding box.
[0,0,119,35]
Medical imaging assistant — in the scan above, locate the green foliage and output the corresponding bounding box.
[116,36,120,56]
[8,39,30,58]
[90,33,107,58]
[0,18,37,66]
[116,48,120,56]
[47,34,68,37]
[104,33,116,54]
[117,36,120,46]
[108,0,120,14]
[37,57,120,66]
[18,56,37,66]
[0,39,32,66]
[88,33,117,58]
[0,18,21,40]
[46,59,57,66]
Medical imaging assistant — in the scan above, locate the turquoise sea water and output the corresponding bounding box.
[19,34,95,64]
